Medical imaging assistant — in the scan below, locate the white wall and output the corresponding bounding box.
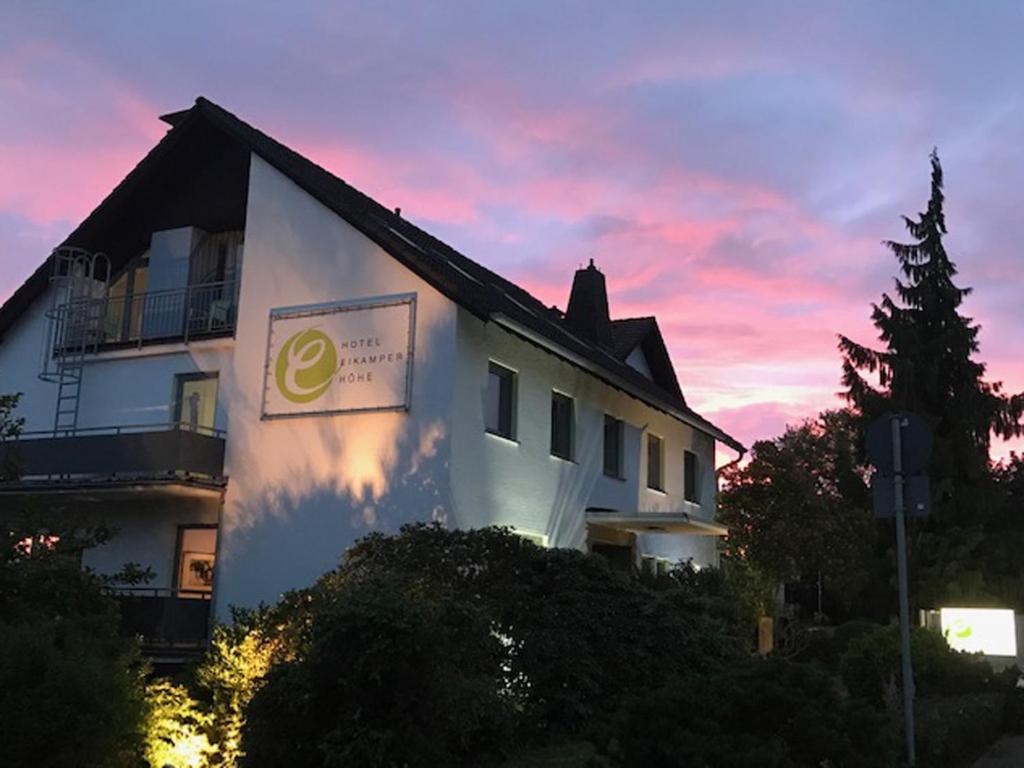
[213,155,459,618]
[80,496,219,588]
[0,287,59,432]
[76,343,232,431]
[0,286,233,434]
[449,311,720,565]
[0,254,230,591]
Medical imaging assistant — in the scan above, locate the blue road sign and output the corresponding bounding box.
[866,411,933,476]
[871,471,930,518]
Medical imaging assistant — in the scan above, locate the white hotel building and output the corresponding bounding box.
[0,98,743,655]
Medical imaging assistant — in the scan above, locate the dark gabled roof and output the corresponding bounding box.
[609,316,686,403]
[610,317,656,360]
[0,97,743,453]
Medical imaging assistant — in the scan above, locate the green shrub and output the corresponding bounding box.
[240,578,515,767]
[608,658,897,767]
[144,679,216,768]
[219,525,914,767]
[500,741,608,768]
[916,692,1006,768]
[795,620,882,671]
[261,523,748,743]
[0,520,147,767]
[840,624,993,704]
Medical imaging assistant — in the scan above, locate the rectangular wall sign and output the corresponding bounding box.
[939,607,1017,657]
[261,293,416,419]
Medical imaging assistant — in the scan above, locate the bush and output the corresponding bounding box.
[916,692,1006,768]
[241,578,515,767]
[144,679,216,768]
[609,658,897,767]
[259,524,748,744]
[794,620,881,671]
[0,520,147,767]
[840,624,993,704]
[205,525,916,767]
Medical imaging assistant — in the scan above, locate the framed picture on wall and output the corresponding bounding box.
[180,551,215,591]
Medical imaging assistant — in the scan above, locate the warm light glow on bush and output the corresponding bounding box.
[144,680,216,768]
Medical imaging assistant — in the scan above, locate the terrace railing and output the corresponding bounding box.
[108,587,213,650]
[2,422,227,482]
[57,279,239,352]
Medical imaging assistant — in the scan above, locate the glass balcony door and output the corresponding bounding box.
[174,373,218,434]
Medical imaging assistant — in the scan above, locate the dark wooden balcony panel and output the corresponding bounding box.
[111,588,212,649]
[3,428,225,479]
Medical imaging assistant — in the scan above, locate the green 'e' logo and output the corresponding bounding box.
[952,619,973,640]
[275,328,338,403]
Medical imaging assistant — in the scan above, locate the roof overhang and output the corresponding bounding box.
[0,478,225,504]
[586,509,728,536]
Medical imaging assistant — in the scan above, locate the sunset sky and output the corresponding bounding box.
[3,2,1022,458]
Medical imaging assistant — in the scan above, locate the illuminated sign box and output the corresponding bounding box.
[261,293,416,419]
[939,607,1017,657]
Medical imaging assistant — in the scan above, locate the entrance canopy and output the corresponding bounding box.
[585,508,727,536]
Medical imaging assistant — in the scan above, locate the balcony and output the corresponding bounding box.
[0,423,226,498]
[55,279,239,354]
[110,587,212,656]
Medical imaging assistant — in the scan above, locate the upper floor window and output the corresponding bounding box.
[550,391,575,461]
[603,415,624,478]
[684,449,699,503]
[647,433,664,491]
[174,372,219,433]
[484,361,517,440]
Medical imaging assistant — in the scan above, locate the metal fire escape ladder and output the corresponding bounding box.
[39,247,110,436]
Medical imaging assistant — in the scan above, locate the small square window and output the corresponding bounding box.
[485,362,516,439]
[684,450,699,503]
[647,434,664,491]
[603,415,624,478]
[550,392,575,461]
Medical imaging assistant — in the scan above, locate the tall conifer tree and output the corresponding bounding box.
[838,150,1024,522]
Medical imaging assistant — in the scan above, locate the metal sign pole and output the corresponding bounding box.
[891,415,916,766]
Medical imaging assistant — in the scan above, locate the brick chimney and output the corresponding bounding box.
[564,259,612,348]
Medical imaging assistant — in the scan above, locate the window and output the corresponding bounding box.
[174,373,219,433]
[484,362,516,439]
[176,525,217,596]
[647,434,664,491]
[104,254,149,343]
[684,450,699,503]
[550,391,575,460]
[603,415,624,478]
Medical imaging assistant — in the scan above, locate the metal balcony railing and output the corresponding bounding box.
[56,279,239,352]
